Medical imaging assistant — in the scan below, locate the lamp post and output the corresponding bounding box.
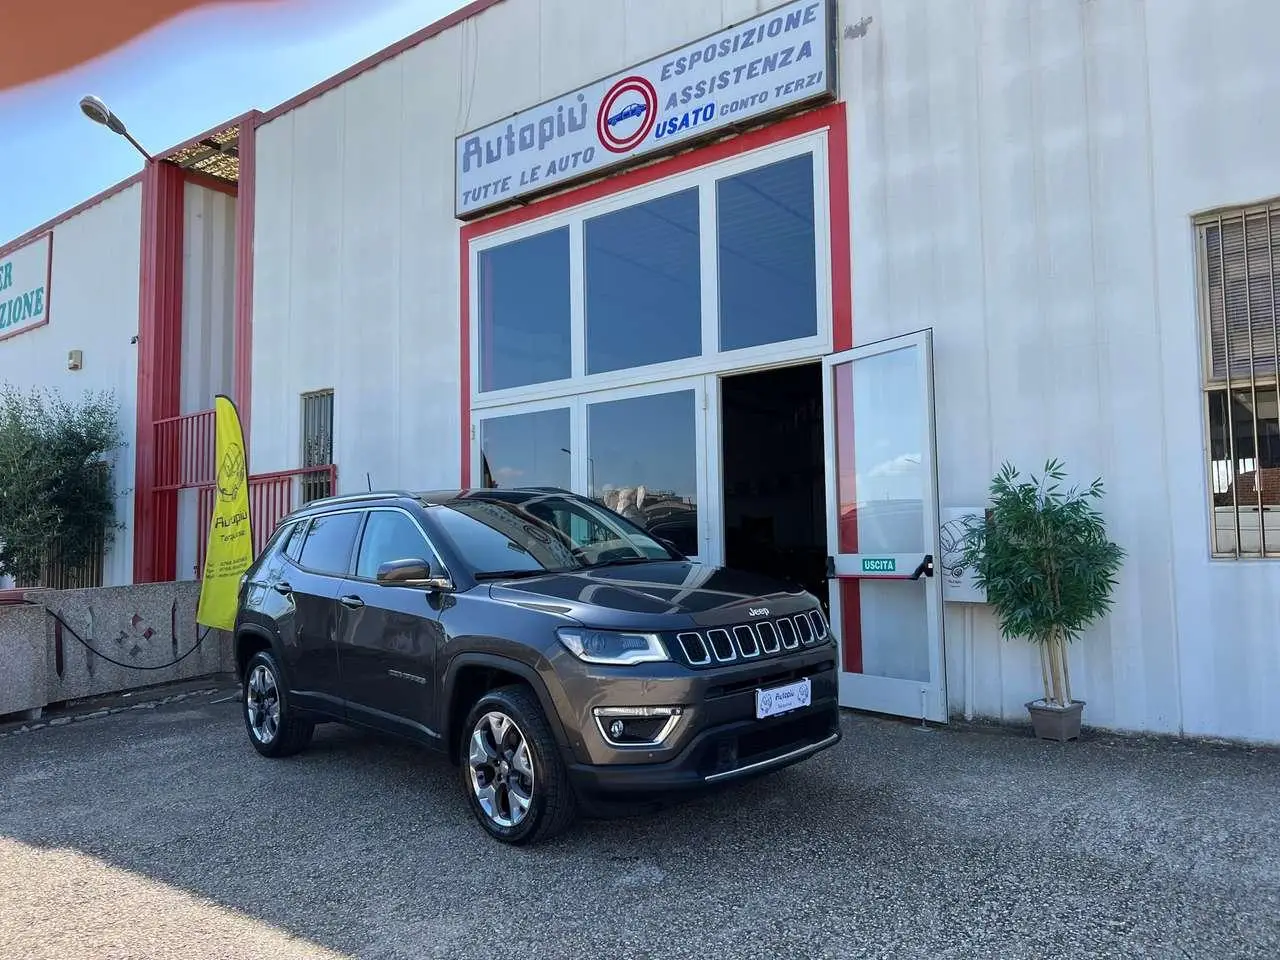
[78,95,154,163]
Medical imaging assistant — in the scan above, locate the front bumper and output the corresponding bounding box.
[564,653,841,799]
[568,703,840,797]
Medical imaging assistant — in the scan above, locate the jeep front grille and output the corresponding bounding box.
[670,609,829,668]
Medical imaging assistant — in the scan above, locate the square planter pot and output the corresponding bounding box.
[1026,699,1085,742]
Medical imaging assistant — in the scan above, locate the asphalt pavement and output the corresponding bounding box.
[1,689,1277,959]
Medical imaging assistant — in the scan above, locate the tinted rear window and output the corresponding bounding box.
[298,512,362,576]
[283,520,309,561]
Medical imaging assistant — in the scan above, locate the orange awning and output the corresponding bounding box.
[2,0,278,91]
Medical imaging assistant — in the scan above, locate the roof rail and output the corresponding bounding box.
[296,490,418,509]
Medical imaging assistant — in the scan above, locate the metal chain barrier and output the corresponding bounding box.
[42,605,214,672]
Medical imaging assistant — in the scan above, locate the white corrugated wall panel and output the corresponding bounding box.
[1146,0,1280,743]
[249,0,1280,742]
[0,185,142,587]
[176,181,236,580]
[842,0,1280,741]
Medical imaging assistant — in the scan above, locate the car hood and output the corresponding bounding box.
[484,561,816,630]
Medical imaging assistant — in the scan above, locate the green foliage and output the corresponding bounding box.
[960,458,1125,648]
[0,383,124,585]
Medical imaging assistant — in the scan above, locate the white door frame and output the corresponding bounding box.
[821,328,948,723]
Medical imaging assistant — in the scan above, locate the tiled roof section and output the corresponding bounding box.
[168,123,240,183]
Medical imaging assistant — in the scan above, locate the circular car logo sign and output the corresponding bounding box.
[596,75,658,154]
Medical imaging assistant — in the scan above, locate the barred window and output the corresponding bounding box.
[301,389,334,503]
[1198,203,1280,557]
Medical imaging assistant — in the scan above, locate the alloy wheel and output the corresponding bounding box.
[467,711,535,828]
[245,664,281,744]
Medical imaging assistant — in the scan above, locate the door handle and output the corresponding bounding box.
[910,554,934,580]
[339,595,365,609]
[274,581,293,595]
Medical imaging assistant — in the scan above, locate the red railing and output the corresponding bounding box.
[195,465,337,577]
[155,409,216,491]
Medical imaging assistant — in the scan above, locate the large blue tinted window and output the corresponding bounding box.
[478,228,571,391]
[584,188,701,375]
[587,390,699,558]
[480,408,571,490]
[717,154,817,352]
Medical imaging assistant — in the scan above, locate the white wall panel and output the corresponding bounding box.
[1145,0,1280,743]
[175,182,236,580]
[842,0,1280,742]
[0,185,142,587]
[251,0,1280,742]
[180,183,236,414]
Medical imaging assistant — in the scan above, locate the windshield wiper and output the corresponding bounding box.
[583,556,664,569]
[473,569,560,581]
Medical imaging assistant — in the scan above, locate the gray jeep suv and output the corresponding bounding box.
[233,487,841,844]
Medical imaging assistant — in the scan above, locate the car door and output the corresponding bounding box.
[336,507,447,744]
[282,509,363,714]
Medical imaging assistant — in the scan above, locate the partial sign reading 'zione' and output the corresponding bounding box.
[0,235,50,340]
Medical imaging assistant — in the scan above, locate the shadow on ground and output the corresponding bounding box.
[1,696,1278,959]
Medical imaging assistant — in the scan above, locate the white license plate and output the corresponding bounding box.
[755,678,812,719]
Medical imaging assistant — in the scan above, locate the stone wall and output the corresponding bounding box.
[0,581,233,720]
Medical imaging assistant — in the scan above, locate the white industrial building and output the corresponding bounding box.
[2,0,1278,744]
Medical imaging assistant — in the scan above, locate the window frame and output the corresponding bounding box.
[476,399,575,493]
[1194,200,1280,560]
[473,375,710,562]
[467,130,833,412]
[292,508,365,578]
[349,506,451,586]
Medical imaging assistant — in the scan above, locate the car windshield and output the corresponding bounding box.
[429,492,676,579]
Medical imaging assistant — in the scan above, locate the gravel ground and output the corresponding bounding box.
[1,692,1277,960]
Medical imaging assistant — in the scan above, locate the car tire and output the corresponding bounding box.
[460,684,577,845]
[242,649,314,758]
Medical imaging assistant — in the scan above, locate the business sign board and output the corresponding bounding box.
[454,0,836,219]
[0,233,52,342]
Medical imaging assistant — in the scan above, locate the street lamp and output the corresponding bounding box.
[78,95,154,162]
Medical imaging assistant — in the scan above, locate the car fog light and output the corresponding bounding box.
[593,706,683,747]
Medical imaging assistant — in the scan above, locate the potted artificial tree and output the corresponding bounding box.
[960,459,1125,742]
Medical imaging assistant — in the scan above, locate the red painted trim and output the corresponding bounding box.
[840,580,864,674]
[0,175,141,259]
[262,0,507,123]
[459,230,472,487]
[132,161,186,584]
[0,231,52,344]
[827,107,852,353]
[182,169,237,199]
[233,112,261,449]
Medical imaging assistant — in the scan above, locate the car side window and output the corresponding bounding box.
[297,512,362,576]
[355,510,435,580]
[283,520,309,562]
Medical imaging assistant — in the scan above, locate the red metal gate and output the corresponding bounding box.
[155,409,336,579]
[194,465,338,578]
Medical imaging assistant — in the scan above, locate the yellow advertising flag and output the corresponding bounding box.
[196,394,254,630]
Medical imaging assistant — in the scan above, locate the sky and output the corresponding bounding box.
[0,0,469,241]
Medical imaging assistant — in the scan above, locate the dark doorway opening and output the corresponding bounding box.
[720,362,828,610]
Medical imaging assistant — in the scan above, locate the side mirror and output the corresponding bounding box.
[376,558,453,592]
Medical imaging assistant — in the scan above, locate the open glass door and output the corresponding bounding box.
[822,329,947,722]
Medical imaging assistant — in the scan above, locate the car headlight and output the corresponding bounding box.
[556,627,669,665]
